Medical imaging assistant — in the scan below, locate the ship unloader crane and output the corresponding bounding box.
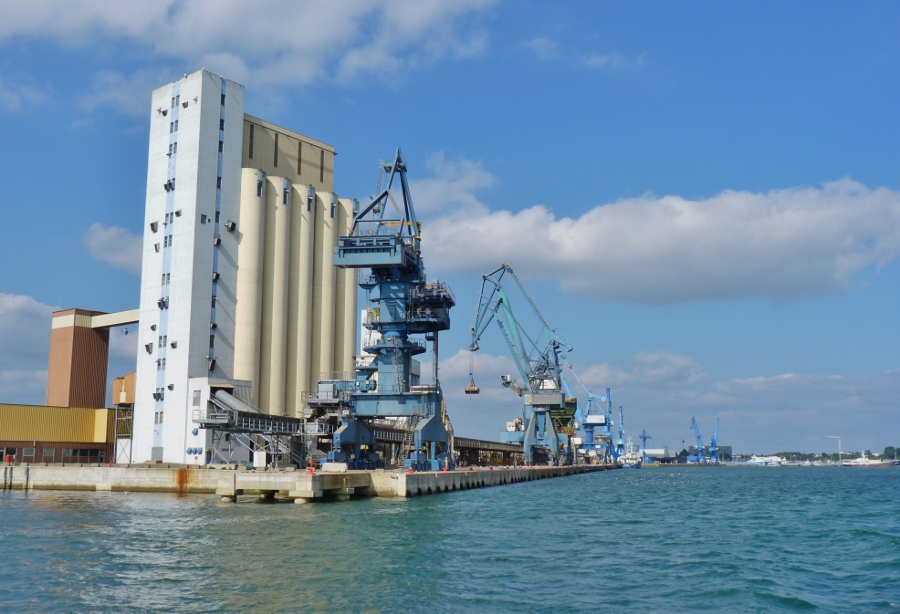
[317,149,456,471]
[468,263,573,465]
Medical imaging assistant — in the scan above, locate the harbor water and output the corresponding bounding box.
[2,466,898,612]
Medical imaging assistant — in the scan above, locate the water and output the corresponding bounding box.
[1,467,899,612]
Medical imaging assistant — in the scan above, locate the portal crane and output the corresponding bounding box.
[563,358,614,464]
[469,263,572,464]
[616,406,626,459]
[639,429,652,463]
[317,149,456,471]
[708,418,720,463]
[690,416,705,463]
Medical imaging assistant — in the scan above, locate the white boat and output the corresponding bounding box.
[617,437,642,469]
[842,454,893,467]
[747,455,785,466]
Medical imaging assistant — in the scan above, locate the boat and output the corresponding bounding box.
[842,453,893,467]
[617,437,642,469]
[746,455,785,466]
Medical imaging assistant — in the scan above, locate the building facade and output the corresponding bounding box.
[132,70,357,464]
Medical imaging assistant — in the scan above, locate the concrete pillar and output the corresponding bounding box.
[286,185,317,416]
[259,177,291,415]
[334,198,358,377]
[233,168,266,406]
[310,191,336,385]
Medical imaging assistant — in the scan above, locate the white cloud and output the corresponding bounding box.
[582,52,626,71]
[0,75,47,112]
[523,37,559,60]
[0,1,495,113]
[78,70,160,117]
[0,293,58,369]
[83,223,142,274]
[409,152,498,213]
[422,177,900,303]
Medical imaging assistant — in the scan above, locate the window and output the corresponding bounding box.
[257,180,263,197]
[221,93,226,105]
[219,119,225,130]
[161,273,166,285]
[24,447,35,457]
[215,211,220,223]
[171,97,176,108]
[166,273,170,284]
[173,142,177,154]
[43,448,55,460]
[168,144,172,155]
[248,123,254,159]
[297,141,302,175]
[200,214,207,224]
[174,120,179,132]
[169,122,174,133]
[211,296,216,307]
[192,390,201,407]
[164,236,168,248]
[331,201,336,219]
[274,133,279,167]
[320,149,325,183]
[283,189,288,205]
[308,194,313,212]
[216,176,222,188]
[168,234,172,247]
[175,95,180,106]
[209,333,215,348]
[218,140,223,152]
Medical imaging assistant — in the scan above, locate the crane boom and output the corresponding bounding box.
[690,416,704,463]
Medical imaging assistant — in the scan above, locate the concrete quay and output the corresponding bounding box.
[2,463,617,502]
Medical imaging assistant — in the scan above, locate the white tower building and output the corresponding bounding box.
[132,70,356,464]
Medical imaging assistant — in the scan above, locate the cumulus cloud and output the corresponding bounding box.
[409,152,497,213]
[523,37,560,60]
[78,70,160,117]
[422,177,900,303]
[83,223,142,274]
[582,52,626,70]
[0,75,48,112]
[0,1,495,113]
[0,369,48,404]
[0,293,58,370]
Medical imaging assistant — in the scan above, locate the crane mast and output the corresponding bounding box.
[468,263,573,464]
[690,416,705,463]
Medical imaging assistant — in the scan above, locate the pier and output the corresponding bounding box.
[2,463,617,502]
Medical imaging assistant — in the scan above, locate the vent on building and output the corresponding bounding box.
[225,220,235,231]
[212,272,219,282]
[175,210,182,217]
[150,221,158,232]
[213,234,221,246]
[208,357,216,371]
[170,341,177,349]
[167,383,174,390]
[154,243,160,253]
[210,322,217,329]
[182,101,188,108]
[145,343,153,354]
[150,324,157,331]
[157,297,169,309]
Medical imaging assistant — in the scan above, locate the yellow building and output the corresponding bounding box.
[0,404,117,464]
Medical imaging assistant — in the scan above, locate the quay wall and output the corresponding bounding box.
[2,463,617,500]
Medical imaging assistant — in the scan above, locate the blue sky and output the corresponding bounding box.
[0,1,898,454]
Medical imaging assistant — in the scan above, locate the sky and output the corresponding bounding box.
[0,1,898,455]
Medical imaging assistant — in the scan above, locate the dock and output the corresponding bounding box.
[2,463,617,502]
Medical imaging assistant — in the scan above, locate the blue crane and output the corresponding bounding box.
[318,149,456,471]
[616,406,626,459]
[639,429,652,462]
[690,416,705,463]
[708,418,720,463]
[562,357,614,464]
[469,263,572,464]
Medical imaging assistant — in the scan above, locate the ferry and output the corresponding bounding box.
[746,455,785,466]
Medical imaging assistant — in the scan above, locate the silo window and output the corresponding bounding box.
[174,120,179,132]
[218,140,223,152]
[216,176,222,188]
[209,334,215,348]
[274,133,279,167]
[257,180,262,197]
[331,202,336,218]
[219,119,224,130]
[319,149,325,183]
[297,142,302,175]
[221,94,226,105]
[283,190,288,205]
[248,123,254,159]
[200,214,207,224]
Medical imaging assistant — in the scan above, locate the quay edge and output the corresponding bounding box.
[2,464,617,502]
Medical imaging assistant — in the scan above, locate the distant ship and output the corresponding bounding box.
[842,454,893,467]
[747,455,785,466]
[617,437,642,469]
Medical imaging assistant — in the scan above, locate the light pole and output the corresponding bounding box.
[827,436,843,465]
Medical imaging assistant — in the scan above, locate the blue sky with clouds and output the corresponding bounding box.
[0,1,898,454]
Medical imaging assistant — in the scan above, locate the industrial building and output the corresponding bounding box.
[7,70,357,466]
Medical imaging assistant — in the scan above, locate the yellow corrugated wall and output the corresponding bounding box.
[0,404,114,443]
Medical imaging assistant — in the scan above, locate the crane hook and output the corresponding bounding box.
[465,350,480,395]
